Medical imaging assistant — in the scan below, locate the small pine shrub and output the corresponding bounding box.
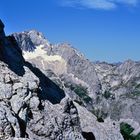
[73,85,92,104]
[120,122,140,140]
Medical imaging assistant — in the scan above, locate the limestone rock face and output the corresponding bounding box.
[13,28,140,127]
[12,25,140,139]
[2,19,139,140]
[0,20,84,140]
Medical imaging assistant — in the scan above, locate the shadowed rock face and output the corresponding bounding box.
[0,19,4,28]
[0,20,25,75]
[0,20,125,140]
[0,19,5,39]
[0,20,4,30]
[82,132,96,140]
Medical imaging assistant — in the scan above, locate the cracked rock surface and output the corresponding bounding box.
[0,19,129,140]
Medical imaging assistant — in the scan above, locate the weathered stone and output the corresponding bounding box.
[1,19,140,140]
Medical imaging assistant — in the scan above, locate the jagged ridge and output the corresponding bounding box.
[1,19,140,140]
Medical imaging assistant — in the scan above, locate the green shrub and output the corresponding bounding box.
[64,82,92,104]
[103,90,111,99]
[97,117,104,123]
[73,85,92,104]
[135,134,140,140]
[74,100,83,106]
[135,84,140,89]
[120,122,140,140]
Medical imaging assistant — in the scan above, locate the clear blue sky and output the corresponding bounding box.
[0,0,140,62]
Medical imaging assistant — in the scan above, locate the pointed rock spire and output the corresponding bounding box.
[0,19,5,38]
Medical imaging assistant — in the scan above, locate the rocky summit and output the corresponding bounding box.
[0,19,139,140]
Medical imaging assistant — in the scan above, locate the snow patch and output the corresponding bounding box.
[23,45,67,75]
[23,45,64,62]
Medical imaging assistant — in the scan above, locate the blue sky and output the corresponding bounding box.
[0,0,140,62]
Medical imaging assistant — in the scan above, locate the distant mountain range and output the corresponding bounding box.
[0,19,140,140]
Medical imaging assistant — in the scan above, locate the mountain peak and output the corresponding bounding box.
[12,29,50,52]
[54,43,85,59]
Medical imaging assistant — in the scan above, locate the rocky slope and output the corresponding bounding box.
[0,19,139,140]
[13,28,140,124]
